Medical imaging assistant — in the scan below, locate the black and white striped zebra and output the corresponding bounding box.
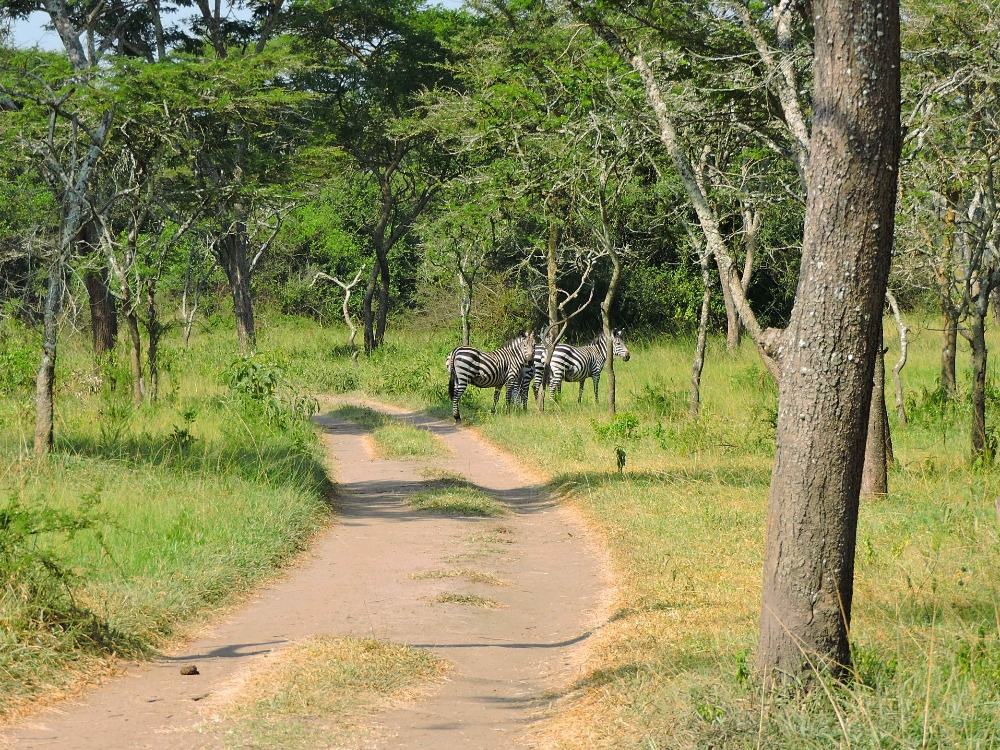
[519,330,630,405]
[446,331,536,422]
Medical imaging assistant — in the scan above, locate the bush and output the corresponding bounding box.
[593,412,642,443]
[0,326,37,394]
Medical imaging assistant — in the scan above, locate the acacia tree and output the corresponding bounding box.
[0,63,115,453]
[901,0,1000,458]
[419,187,494,346]
[291,0,461,353]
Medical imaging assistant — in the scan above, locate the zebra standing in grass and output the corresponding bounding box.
[521,330,630,405]
[446,330,536,422]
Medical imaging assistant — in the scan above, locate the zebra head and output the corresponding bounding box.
[513,329,536,364]
[611,329,630,361]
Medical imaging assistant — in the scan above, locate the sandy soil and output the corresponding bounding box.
[1,400,606,749]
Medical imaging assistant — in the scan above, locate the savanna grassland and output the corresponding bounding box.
[308,315,1000,748]
[4,311,1000,748]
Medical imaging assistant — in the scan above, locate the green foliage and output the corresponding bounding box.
[0,325,36,394]
[226,355,320,425]
[593,411,642,443]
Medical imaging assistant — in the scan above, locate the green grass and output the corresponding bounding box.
[329,404,448,459]
[210,636,449,749]
[407,479,507,517]
[303,315,1000,748]
[0,317,334,721]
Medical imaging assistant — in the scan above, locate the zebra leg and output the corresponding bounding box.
[490,386,502,414]
[452,383,468,422]
[578,379,585,403]
[593,373,601,403]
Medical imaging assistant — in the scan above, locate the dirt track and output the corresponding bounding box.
[1,400,606,749]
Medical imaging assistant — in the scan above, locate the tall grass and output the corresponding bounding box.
[0,317,333,721]
[317,315,1000,748]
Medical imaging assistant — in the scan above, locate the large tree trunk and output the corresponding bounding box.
[758,0,901,679]
[217,219,256,353]
[941,305,959,397]
[34,263,61,455]
[690,250,712,418]
[861,335,888,498]
[971,310,989,459]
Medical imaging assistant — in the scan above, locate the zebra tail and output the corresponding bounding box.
[448,357,457,401]
[542,362,552,390]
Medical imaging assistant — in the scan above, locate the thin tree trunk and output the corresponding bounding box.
[886,289,908,423]
[861,335,888,498]
[362,261,379,355]
[717,259,740,351]
[971,310,989,459]
[34,262,61,456]
[459,272,472,347]
[690,250,712,418]
[125,302,145,404]
[601,248,622,416]
[375,260,389,348]
[758,0,901,679]
[147,281,160,401]
[147,0,165,60]
[941,305,959,396]
[537,221,560,412]
[217,219,255,353]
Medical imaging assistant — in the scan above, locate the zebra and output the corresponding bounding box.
[446,330,536,422]
[520,330,630,405]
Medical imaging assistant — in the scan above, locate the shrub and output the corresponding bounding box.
[593,412,642,443]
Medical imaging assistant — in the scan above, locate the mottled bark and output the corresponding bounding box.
[84,266,118,361]
[718,260,741,351]
[886,289,909,423]
[861,338,888,498]
[690,248,712,419]
[537,221,560,412]
[34,263,60,455]
[146,282,161,401]
[125,303,145,404]
[459,272,472,347]
[941,305,959,396]
[601,247,622,416]
[217,220,256,352]
[758,0,901,678]
[970,310,989,459]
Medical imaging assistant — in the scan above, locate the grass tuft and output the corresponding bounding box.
[435,593,506,609]
[412,568,509,586]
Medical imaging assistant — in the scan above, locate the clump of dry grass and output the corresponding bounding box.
[412,568,509,586]
[213,636,449,749]
[435,593,506,609]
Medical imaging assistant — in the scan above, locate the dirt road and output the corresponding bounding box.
[2,401,606,749]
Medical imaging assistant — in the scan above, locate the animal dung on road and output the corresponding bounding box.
[180,665,200,676]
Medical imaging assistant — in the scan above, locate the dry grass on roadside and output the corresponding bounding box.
[209,636,449,749]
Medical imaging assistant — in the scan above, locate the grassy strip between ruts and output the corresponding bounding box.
[204,636,450,749]
[329,403,449,459]
[407,479,507,517]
